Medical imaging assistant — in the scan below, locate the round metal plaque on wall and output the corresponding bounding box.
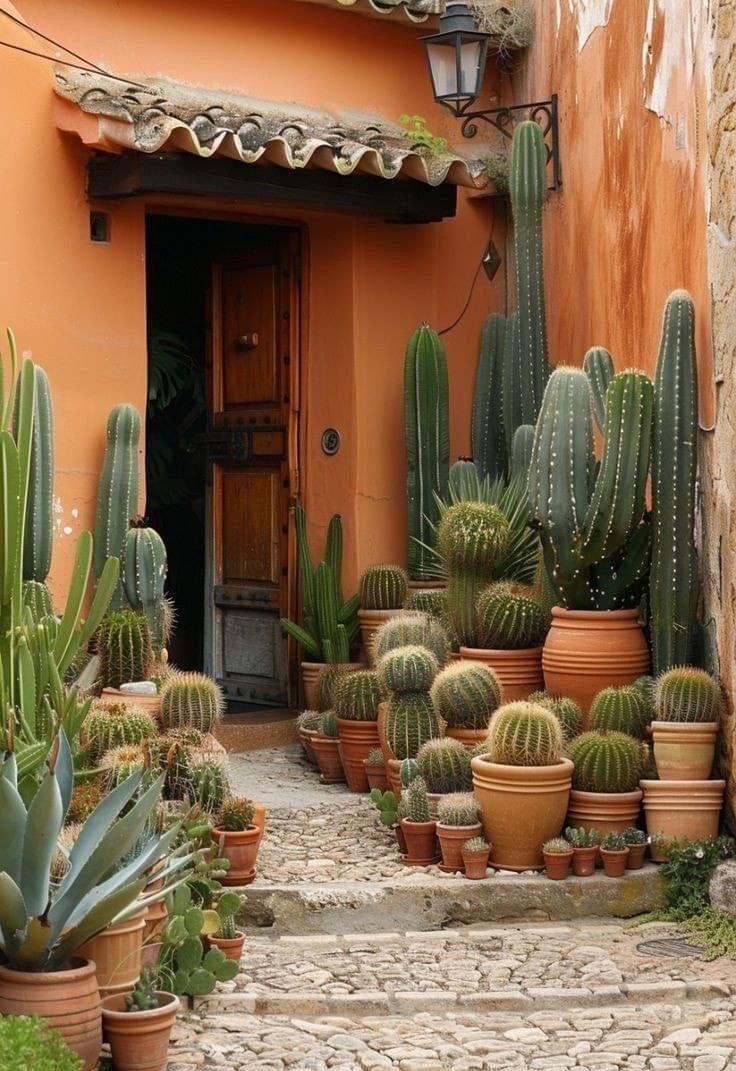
[321,428,341,456]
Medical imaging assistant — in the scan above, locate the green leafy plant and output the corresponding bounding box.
[0,1014,83,1071]
[399,114,448,155]
[623,827,647,845]
[155,883,238,996]
[657,836,735,922]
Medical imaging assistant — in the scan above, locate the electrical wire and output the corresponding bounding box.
[438,214,500,336]
[0,5,108,74]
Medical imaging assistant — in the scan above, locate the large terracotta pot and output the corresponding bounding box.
[337,717,380,792]
[471,756,574,871]
[400,819,440,865]
[214,825,261,886]
[445,726,488,749]
[459,646,544,702]
[0,959,102,1071]
[436,821,483,872]
[651,721,718,781]
[358,608,403,666]
[567,789,643,834]
[101,991,179,1071]
[542,607,650,718]
[641,779,725,848]
[78,910,146,997]
[100,688,162,721]
[364,759,389,791]
[205,931,246,962]
[311,734,346,784]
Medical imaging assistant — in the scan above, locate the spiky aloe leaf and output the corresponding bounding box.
[0,769,26,883]
[20,762,63,917]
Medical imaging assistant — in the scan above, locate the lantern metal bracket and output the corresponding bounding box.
[456,93,561,191]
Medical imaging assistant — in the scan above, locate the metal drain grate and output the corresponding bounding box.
[636,938,702,958]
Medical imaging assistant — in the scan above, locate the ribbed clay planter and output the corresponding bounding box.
[572,846,598,876]
[358,608,403,666]
[626,843,648,870]
[214,825,261,886]
[337,717,380,792]
[641,779,725,850]
[101,990,179,1071]
[542,607,650,718]
[543,849,574,880]
[445,726,489,750]
[205,931,246,962]
[0,959,102,1071]
[364,759,389,791]
[400,819,440,865]
[298,728,318,764]
[436,822,483,872]
[459,646,544,702]
[471,756,574,871]
[462,845,490,879]
[78,909,146,997]
[567,789,643,834]
[651,721,718,781]
[311,734,346,785]
[600,847,629,878]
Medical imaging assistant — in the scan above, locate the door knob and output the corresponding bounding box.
[235,333,259,350]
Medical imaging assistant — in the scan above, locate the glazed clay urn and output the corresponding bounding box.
[458,646,544,703]
[651,721,718,780]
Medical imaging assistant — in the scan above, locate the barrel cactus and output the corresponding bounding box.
[320,711,339,738]
[98,609,153,689]
[485,701,563,766]
[436,792,480,826]
[160,672,224,733]
[316,664,352,712]
[568,731,646,793]
[654,667,724,724]
[589,686,651,739]
[83,702,157,762]
[359,565,408,610]
[190,759,231,813]
[385,693,441,761]
[374,612,450,667]
[633,675,656,712]
[100,744,147,790]
[438,501,510,646]
[404,775,431,823]
[123,526,168,656]
[333,670,385,721]
[416,737,472,793]
[430,661,501,729]
[378,645,439,694]
[476,582,549,650]
[404,589,448,620]
[527,691,582,743]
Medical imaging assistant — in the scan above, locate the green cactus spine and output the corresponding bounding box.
[438,502,510,647]
[160,672,224,733]
[430,661,501,729]
[83,702,157,762]
[22,366,53,586]
[583,347,614,432]
[527,691,582,743]
[98,609,153,688]
[486,701,563,766]
[416,737,472,793]
[359,565,408,610]
[654,667,724,724]
[374,611,450,667]
[94,403,141,604]
[404,775,431,823]
[405,324,450,581]
[476,582,548,650]
[509,120,550,432]
[385,693,441,760]
[472,313,507,481]
[333,669,385,721]
[123,526,168,655]
[651,291,699,673]
[378,645,438,694]
[589,685,651,739]
[568,731,645,793]
[189,759,231,812]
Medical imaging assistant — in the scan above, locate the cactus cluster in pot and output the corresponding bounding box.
[648,666,725,787]
[378,645,442,760]
[654,667,724,724]
[430,661,501,731]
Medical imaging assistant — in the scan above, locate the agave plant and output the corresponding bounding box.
[0,731,193,972]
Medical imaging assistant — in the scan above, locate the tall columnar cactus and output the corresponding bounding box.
[404,324,450,580]
[438,502,510,647]
[404,775,431,823]
[485,701,563,766]
[416,737,472,793]
[430,661,501,729]
[94,403,140,604]
[527,691,582,743]
[651,291,699,673]
[22,366,54,616]
[568,731,646,793]
[359,565,408,610]
[98,609,153,689]
[654,667,724,724]
[378,645,439,694]
[374,611,451,667]
[333,670,385,721]
[510,425,535,481]
[472,313,507,481]
[509,121,551,434]
[123,526,168,656]
[528,367,653,609]
[475,581,549,650]
[23,579,54,622]
[160,672,224,733]
[589,686,650,739]
[583,347,614,432]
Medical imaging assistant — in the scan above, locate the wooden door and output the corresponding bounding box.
[205,232,298,707]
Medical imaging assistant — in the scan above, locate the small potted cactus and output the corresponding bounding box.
[214,796,260,886]
[364,748,389,791]
[160,672,224,734]
[567,731,646,832]
[542,836,574,880]
[334,670,386,792]
[599,831,629,877]
[101,966,180,1071]
[377,644,442,796]
[373,611,451,668]
[650,667,724,779]
[527,691,583,743]
[296,710,322,764]
[565,826,602,876]
[205,891,245,962]
[461,582,549,700]
[471,701,573,870]
[311,712,347,784]
[358,565,409,664]
[461,835,490,879]
[400,776,440,865]
[435,793,482,872]
[623,827,648,869]
[430,660,502,748]
[416,737,473,815]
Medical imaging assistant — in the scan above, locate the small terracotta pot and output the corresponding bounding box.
[436,821,483,871]
[459,646,544,702]
[385,757,403,799]
[567,789,643,834]
[364,759,389,791]
[472,755,573,871]
[205,931,246,962]
[625,843,648,870]
[641,778,725,848]
[395,823,408,855]
[78,910,146,997]
[400,819,439,865]
[337,717,380,792]
[572,846,598,876]
[358,608,403,665]
[542,607,650,718]
[101,990,179,1071]
[651,721,718,781]
[214,825,261,886]
[462,847,490,879]
[311,734,346,784]
[600,847,629,878]
[0,959,101,1071]
[298,727,318,764]
[544,850,574,880]
[445,726,489,749]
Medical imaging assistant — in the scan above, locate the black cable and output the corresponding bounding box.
[0,5,108,74]
[0,38,146,85]
[439,214,499,337]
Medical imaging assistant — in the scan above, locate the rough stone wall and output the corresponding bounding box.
[703,0,736,825]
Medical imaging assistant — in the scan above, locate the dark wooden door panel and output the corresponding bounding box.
[222,263,279,407]
[221,469,279,585]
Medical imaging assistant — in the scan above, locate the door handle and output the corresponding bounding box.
[235,333,259,350]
